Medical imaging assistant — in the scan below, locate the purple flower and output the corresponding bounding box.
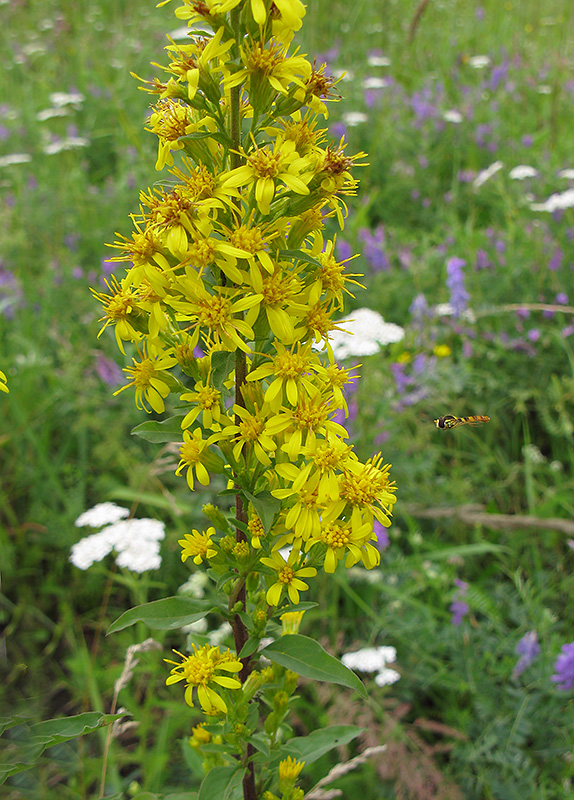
[391,362,412,394]
[551,641,574,690]
[475,248,492,270]
[373,518,390,551]
[513,631,540,677]
[446,256,470,316]
[450,579,469,626]
[94,352,124,387]
[409,293,429,322]
[549,247,564,271]
[359,225,390,272]
[556,292,569,305]
[527,329,540,342]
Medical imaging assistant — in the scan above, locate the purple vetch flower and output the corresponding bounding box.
[549,247,564,272]
[336,239,353,261]
[556,292,569,305]
[489,60,509,92]
[409,293,429,323]
[94,352,124,387]
[551,641,574,690]
[446,256,470,316]
[391,362,413,395]
[373,518,390,551]
[475,248,492,270]
[527,329,540,342]
[450,579,469,626]
[330,121,346,139]
[513,631,540,677]
[358,225,390,272]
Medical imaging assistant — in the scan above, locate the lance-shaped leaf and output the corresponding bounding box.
[107,597,213,634]
[261,725,363,768]
[198,765,244,800]
[131,416,186,443]
[243,490,281,533]
[261,635,367,697]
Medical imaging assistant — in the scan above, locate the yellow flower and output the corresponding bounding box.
[165,644,242,714]
[260,548,316,606]
[175,427,213,489]
[224,39,311,100]
[221,137,313,216]
[280,610,305,634]
[248,514,266,549]
[278,756,305,787]
[217,404,277,466]
[180,380,223,430]
[433,344,452,358]
[306,517,378,573]
[339,453,397,528]
[178,526,217,564]
[246,341,326,413]
[114,344,177,413]
[91,275,143,354]
[0,370,8,394]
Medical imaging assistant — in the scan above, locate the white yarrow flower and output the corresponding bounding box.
[367,54,391,67]
[342,111,368,127]
[530,188,574,212]
[473,160,503,189]
[49,91,85,108]
[43,136,90,155]
[374,667,401,686]
[443,109,463,124]
[509,165,538,180]
[468,55,491,69]
[363,76,390,90]
[558,169,574,180]
[0,153,32,167]
[70,516,165,572]
[341,646,397,673]
[75,502,130,528]
[325,308,404,360]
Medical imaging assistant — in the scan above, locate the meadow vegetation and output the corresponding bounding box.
[2,0,574,797]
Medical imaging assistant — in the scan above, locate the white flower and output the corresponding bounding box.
[374,667,401,687]
[342,111,368,127]
[70,516,165,572]
[341,646,397,673]
[537,85,552,95]
[443,109,463,124]
[326,308,404,360]
[434,303,476,323]
[178,571,210,598]
[558,169,574,180]
[49,91,85,108]
[37,107,70,121]
[473,160,503,189]
[363,76,390,90]
[209,622,233,646]
[43,137,89,155]
[347,567,384,584]
[0,153,32,167]
[367,54,391,67]
[509,165,538,180]
[75,502,130,528]
[522,443,546,463]
[468,55,491,69]
[530,188,574,212]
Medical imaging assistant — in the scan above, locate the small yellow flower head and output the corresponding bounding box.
[178,526,217,564]
[114,344,177,413]
[248,514,266,548]
[189,722,211,748]
[91,275,142,354]
[233,540,250,560]
[165,644,242,714]
[260,549,317,606]
[280,610,305,635]
[175,428,212,490]
[278,756,305,788]
[433,343,452,358]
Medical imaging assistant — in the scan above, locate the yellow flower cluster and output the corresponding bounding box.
[95,0,396,613]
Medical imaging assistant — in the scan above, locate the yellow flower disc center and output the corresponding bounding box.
[278,565,295,584]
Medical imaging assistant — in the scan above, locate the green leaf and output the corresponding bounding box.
[30,712,124,745]
[278,725,363,765]
[107,597,212,634]
[278,249,322,269]
[261,635,367,697]
[238,637,260,659]
[211,350,236,391]
[131,416,186,443]
[198,765,244,800]
[243,490,281,533]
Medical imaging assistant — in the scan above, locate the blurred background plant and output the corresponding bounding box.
[2,0,574,797]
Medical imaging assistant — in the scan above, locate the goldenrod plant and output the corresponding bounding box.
[93,1,397,797]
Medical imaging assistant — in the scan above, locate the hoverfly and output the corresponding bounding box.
[434,414,490,430]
